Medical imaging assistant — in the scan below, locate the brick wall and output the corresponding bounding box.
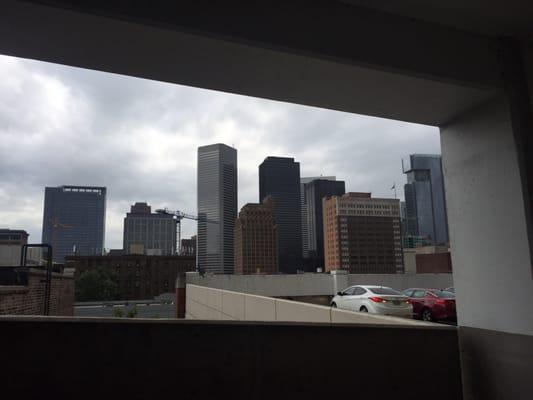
[0,269,74,316]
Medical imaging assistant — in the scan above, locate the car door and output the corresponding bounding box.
[344,286,365,311]
[410,290,426,318]
[337,286,356,308]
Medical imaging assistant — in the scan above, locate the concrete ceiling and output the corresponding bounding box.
[341,0,533,38]
[1,1,509,126]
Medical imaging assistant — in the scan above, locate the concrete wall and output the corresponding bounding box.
[185,271,453,298]
[0,245,21,266]
[0,269,74,316]
[186,284,432,326]
[0,316,462,400]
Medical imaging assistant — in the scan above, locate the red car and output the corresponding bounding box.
[402,288,456,322]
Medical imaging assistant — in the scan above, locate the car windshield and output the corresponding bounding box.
[368,287,401,295]
[431,290,455,298]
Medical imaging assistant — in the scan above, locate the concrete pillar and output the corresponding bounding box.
[441,77,533,398]
[330,270,348,295]
[175,273,186,318]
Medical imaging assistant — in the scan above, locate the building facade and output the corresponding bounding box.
[68,255,196,300]
[305,179,345,271]
[259,157,301,274]
[300,176,336,258]
[42,186,106,263]
[181,235,196,256]
[234,197,278,275]
[403,154,449,245]
[323,193,403,274]
[197,144,237,274]
[123,202,177,256]
[0,229,29,266]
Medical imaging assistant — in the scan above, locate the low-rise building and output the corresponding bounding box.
[403,245,452,274]
[0,229,29,266]
[67,255,195,300]
[323,193,403,274]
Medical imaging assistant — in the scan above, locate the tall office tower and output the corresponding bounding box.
[197,144,237,274]
[300,176,336,258]
[305,179,345,270]
[42,186,106,263]
[323,193,403,274]
[123,202,177,255]
[234,196,278,275]
[259,157,301,274]
[403,154,449,245]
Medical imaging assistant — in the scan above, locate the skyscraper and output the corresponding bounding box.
[323,193,403,273]
[259,157,301,273]
[123,202,177,255]
[403,154,449,245]
[300,176,336,258]
[42,186,106,263]
[305,179,345,270]
[197,144,237,274]
[234,196,278,275]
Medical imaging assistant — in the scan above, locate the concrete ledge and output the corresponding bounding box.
[0,316,462,399]
[186,284,435,327]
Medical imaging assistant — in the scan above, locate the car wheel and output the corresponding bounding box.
[360,306,368,312]
[331,302,337,308]
[422,309,433,321]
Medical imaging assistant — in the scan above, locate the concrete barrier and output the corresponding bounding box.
[186,284,434,326]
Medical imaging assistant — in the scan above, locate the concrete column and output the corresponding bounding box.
[330,270,348,295]
[441,87,533,398]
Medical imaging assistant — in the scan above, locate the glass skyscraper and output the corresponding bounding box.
[259,157,301,274]
[305,178,346,270]
[42,185,106,263]
[197,144,237,274]
[300,176,336,259]
[403,154,449,245]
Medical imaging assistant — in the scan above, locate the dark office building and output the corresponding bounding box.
[259,157,302,273]
[304,179,345,271]
[197,144,237,274]
[123,202,177,255]
[403,154,449,245]
[42,186,106,263]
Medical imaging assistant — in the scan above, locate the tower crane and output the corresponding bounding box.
[155,208,218,255]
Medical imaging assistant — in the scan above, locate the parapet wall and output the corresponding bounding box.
[186,284,432,326]
[0,269,74,316]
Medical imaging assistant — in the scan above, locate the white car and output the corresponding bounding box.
[331,285,413,318]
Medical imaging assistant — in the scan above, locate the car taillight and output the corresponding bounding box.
[436,299,448,304]
[369,297,385,303]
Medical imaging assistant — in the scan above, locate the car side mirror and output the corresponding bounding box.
[337,291,343,296]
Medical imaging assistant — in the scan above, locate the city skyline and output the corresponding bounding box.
[0,54,441,250]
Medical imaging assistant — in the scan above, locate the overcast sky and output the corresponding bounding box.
[0,54,441,250]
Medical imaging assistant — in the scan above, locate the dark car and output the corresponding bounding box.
[402,288,456,322]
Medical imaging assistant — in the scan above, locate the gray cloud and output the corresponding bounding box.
[0,55,440,250]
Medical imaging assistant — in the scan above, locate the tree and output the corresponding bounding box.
[75,267,119,302]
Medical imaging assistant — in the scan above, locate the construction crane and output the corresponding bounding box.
[155,208,218,255]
